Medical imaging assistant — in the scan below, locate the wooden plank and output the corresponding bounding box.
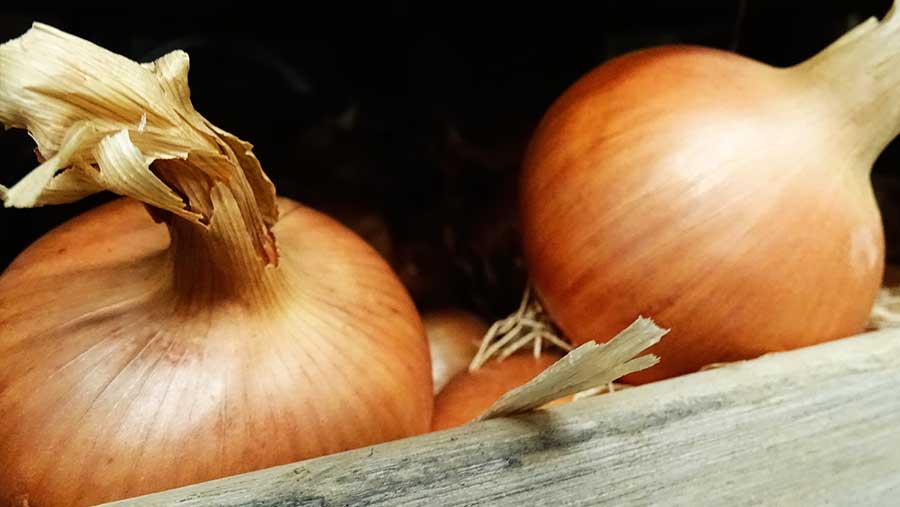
[105,328,900,507]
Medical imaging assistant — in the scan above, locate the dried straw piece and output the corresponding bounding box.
[469,283,572,371]
[477,317,666,421]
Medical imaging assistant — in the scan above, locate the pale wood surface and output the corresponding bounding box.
[105,329,900,507]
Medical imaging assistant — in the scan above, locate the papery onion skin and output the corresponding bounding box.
[423,309,486,394]
[520,43,886,384]
[432,352,563,431]
[0,197,432,507]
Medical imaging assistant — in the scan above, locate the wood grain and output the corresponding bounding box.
[105,328,900,507]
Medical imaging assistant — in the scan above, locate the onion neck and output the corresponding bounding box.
[168,223,278,310]
[161,199,285,310]
[791,3,900,167]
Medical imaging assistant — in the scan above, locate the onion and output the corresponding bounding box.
[0,25,431,506]
[423,309,486,394]
[519,6,900,383]
[318,203,394,263]
[432,352,564,430]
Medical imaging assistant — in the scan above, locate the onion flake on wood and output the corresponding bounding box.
[476,317,667,421]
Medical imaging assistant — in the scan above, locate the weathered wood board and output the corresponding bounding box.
[105,328,900,507]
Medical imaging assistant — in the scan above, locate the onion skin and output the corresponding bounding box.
[432,352,563,431]
[520,43,886,384]
[423,309,486,394]
[0,197,432,507]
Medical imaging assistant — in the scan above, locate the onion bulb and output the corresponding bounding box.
[432,352,564,431]
[0,25,431,506]
[519,6,900,383]
[423,309,486,394]
[318,203,395,263]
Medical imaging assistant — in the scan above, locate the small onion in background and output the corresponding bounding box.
[423,309,487,394]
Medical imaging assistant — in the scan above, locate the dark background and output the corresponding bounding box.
[1,1,898,321]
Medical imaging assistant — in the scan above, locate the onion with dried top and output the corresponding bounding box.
[0,24,431,506]
[519,5,900,383]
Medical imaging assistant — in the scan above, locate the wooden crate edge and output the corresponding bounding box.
[105,328,900,506]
